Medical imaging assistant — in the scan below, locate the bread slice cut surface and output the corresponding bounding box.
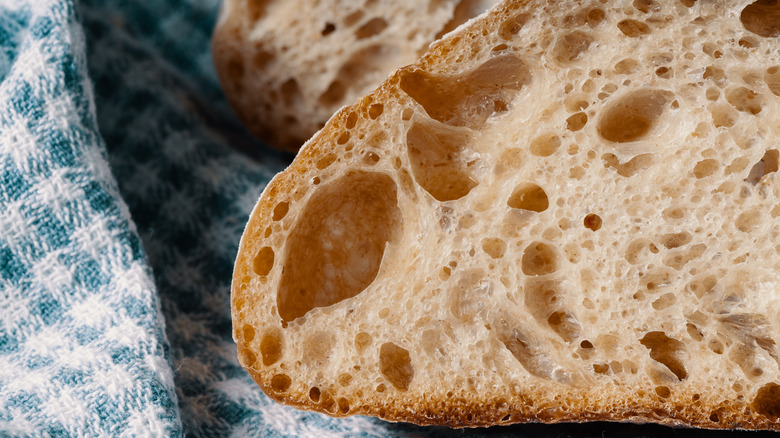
[231,0,780,430]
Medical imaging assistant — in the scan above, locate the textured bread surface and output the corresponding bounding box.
[231,0,780,429]
[212,0,499,151]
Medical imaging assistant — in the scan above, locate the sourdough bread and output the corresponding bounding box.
[231,0,780,429]
[212,0,499,152]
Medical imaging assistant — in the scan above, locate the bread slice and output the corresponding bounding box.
[212,0,499,151]
[231,0,780,429]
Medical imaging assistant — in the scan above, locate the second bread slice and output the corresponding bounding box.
[212,0,499,151]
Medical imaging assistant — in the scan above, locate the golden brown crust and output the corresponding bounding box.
[231,0,780,430]
[245,367,780,430]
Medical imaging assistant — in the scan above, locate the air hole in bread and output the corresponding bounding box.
[767,66,780,96]
[316,153,337,170]
[703,66,727,86]
[525,279,562,322]
[686,274,717,299]
[309,386,321,402]
[736,208,762,232]
[660,232,692,249]
[655,385,671,398]
[280,78,301,105]
[363,151,380,165]
[598,89,671,143]
[277,172,402,322]
[581,340,594,349]
[522,242,560,276]
[260,330,283,366]
[399,54,530,128]
[651,293,676,310]
[709,409,721,422]
[633,0,660,13]
[742,36,762,49]
[686,323,704,341]
[693,159,719,179]
[586,8,606,27]
[248,0,269,22]
[482,238,507,259]
[602,153,654,177]
[343,9,364,27]
[337,132,351,146]
[379,342,414,391]
[625,238,654,265]
[617,19,652,37]
[583,213,602,231]
[406,122,478,202]
[498,13,531,40]
[702,43,723,59]
[354,332,373,354]
[726,87,766,115]
[593,363,609,374]
[239,348,257,368]
[530,133,561,157]
[273,202,289,221]
[614,58,640,75]
[709,338,725,354]
[338,373,352,387]
[338,397,350,414]
[321,22,336,36]
[253,247,274,277]
[345,111,359,129]
[234,296,246,312]
[368,104,384,119]
[324,44,400,108]
[740,1,780,38]
[547,311,581,342]
[242,324,256,342]
[655,67,672,79]
[252,48,275,70]
[710,104,737,128]
[566,112,588,131]
[753,382,780,419]
[552,30,594,64]
[508,183,549,212]
[439,266,452,280]
[679,0,696,7]
[728,341,767,379]
[641,267,674,292]
[746,149,779,185]
[355,17,389,39]
[663,244,706,270]
[270,374,292,392]
[640,331,689,380]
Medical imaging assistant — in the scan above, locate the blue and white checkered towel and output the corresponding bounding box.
[0,0,721,436]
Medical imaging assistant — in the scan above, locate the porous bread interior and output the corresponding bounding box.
[212,0,499,151]
[231,0,780,429]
